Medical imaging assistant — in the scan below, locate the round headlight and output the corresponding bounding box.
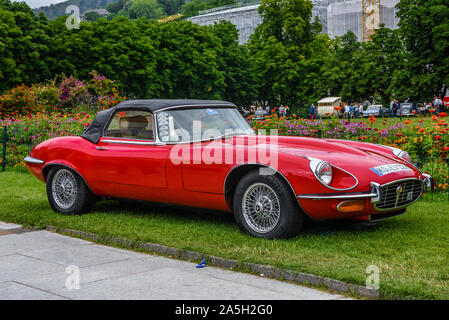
[382,145,412,163]
[309,159,333,186]
[316,161,333,185]
[393,148,411,162]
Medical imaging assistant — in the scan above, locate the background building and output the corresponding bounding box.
[188,4,261,44]
[327,0,399,40]
[188,0,400,44]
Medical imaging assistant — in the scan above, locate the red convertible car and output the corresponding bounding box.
[25,100,432,239]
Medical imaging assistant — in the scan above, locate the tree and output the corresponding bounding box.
[322,31,362,102]
[127,0,164,19]
[0,0,51,92]
[209,21,257,106]
[396,0,449,99]
[361,26,411,104]
[158,0,185,16]
[84,11,103,21]
[181,0,235,18]
[248,0,321,110]
[106,0,127,13]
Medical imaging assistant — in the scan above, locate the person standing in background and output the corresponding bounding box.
[435,96,443,115]
[345,103,350,121]
[310,104,316,120]
[392,100,399,117]
[358,103,364,118]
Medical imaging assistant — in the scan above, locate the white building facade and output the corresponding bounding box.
[187,0,400,44]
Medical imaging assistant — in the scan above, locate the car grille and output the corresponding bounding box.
[375,179,423,210]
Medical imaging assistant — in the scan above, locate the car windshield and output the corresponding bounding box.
[368,106,378,110]
[156,107,255,143]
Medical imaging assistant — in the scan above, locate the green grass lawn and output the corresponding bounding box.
[1,170,448,299]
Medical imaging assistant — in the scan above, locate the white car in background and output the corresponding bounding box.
[253,109,268,120]
[363,105,385,117]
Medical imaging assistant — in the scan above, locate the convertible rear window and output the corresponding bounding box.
[105,110,154,140]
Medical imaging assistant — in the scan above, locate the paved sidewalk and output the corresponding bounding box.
[0,222,349,300]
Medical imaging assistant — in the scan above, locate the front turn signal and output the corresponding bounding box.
[337,200,365,213]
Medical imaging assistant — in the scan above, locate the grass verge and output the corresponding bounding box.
[0,170,448,299]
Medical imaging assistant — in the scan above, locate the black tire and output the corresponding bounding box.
[233,169,304,239]
[46,166,95,215]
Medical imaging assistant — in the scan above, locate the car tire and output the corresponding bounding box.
[46,166,95,215]
[233,169,304,239]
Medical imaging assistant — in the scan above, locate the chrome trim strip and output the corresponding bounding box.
[101,139,156,146]
[377,177,422,187]
[297,193,377,200]
[24,156,44,164]
[297,178,424,212]
[156,104,236,113]
[370,182,381,203]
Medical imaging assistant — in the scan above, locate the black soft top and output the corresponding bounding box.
[81,99,236,143]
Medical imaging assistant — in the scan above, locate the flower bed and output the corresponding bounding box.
[0,72,125,119]
[249,114,449,159]
[249,113,449,192]
[1,113,92,168]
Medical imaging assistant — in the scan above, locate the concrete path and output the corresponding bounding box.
[0,222,348,300]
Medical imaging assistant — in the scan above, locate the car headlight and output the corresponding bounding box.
[422,174,433,192]
[382,145,412,163]
[392,148,411,162]
[309,159,333,186]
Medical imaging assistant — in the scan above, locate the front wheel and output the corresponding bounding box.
[233,170,303,239]
[46,167,95,215]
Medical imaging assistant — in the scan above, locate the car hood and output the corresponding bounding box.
[227,135,421,180]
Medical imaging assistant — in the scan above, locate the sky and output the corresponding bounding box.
[13,0,67,9]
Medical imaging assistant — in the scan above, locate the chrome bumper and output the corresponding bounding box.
[297,176,433,203]
[297,192,377,200]
[24,156,44,165]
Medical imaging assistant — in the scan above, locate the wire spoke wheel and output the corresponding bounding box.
[52,169,78,210]
[242,183,281,233]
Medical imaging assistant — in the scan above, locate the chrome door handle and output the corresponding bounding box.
[96,146,108,150]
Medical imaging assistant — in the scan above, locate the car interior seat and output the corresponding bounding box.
[119,115,151,139]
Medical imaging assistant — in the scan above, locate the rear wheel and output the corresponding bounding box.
[233,170,303,239]
[46,167,95,215]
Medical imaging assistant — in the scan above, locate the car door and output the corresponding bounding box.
[92,109,169,200]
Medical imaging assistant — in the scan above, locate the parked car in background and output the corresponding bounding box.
[23,99,432,239]
[317,97,341,118]
[417,103,430,116]
[253,109,268,120]
[400,103,416,116]
[362,105,385,117]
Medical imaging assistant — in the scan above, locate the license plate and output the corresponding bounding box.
[370,163,413,176]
